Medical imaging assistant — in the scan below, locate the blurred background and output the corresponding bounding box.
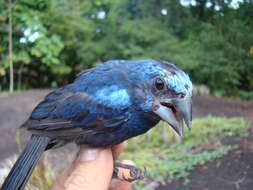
[0,0,253,189]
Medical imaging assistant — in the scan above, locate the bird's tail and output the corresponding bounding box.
[0,135,50,190]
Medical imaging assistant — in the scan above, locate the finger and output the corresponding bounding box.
[111,143,124,160]
[109,160,135,190]
[51,146,113,190]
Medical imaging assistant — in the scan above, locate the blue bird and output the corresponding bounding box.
[1,59,192,190]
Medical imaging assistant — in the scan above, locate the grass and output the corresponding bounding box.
[120,117,249,189]
[0,117,249,190]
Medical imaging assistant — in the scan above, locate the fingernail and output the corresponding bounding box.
[78,148,102,162]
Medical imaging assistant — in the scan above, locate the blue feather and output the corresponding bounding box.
[93,85,131,108]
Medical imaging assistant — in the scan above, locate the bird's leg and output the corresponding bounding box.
[112,162,147,182]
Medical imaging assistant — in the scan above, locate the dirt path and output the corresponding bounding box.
[192,95,253,119]
[0,90,253,161]
[0,90,50,160]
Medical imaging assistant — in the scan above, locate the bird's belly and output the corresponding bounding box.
[76,123,156,147]
[75,130,133,147]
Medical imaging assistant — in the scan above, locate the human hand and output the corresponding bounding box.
[51,144,134,190]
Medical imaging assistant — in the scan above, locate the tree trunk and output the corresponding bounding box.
[8,0,14,93]
[17,64,23,91]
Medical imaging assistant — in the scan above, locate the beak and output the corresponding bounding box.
[154,96,192,137]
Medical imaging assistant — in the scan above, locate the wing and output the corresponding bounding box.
[22,88,130,138]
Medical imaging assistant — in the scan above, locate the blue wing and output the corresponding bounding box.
[23,87,130,138]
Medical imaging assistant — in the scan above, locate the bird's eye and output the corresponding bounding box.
[155,77,165,90]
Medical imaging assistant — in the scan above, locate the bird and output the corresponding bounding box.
[0,59,192,190]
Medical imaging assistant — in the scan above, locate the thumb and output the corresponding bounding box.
[51,146,113,190]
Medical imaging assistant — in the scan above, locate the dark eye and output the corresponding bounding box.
[155,77,165,90]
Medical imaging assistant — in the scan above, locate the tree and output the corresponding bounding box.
[0,0,252,99]
[8,0,13,93]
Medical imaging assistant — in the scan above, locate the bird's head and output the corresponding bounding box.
[132,60,193,136]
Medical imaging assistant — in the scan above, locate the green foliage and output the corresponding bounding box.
[0,0,253,98]
[121,117,248,189]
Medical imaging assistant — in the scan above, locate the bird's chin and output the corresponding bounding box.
[153,98,192,137]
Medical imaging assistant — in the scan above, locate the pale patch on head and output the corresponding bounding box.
[163,69,193,96]
[94,86,130,107]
